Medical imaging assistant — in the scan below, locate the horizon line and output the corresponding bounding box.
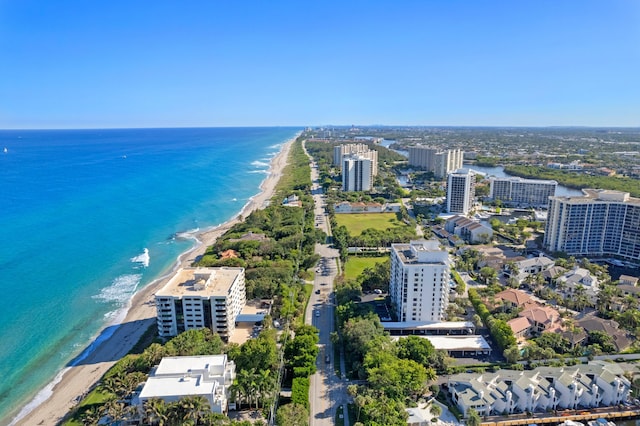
[2,124,640,131]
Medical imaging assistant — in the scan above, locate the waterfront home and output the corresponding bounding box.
[448,361,630,417]
[135,355,235,414]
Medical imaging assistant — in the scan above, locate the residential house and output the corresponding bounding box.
[518,305,562,336]
[556,267,600,303]
[619,275,639,286]
[504,255,555,283]
[495,289,532,310]
[282,194,302,207]
[508,316,533,339]
[136,355,236,414]
[577,315,631,352]
[334,201,384,213]
[445,215,493,244]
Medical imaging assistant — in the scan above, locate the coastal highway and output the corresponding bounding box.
[304,143,350,426]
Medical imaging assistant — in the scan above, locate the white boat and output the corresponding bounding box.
[3,147,7,153]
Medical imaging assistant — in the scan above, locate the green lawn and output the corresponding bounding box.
[344,256,388,280]
[334,213,407,236]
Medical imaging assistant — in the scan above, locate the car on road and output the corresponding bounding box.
[315,289,320,294]
[325,355,330,364]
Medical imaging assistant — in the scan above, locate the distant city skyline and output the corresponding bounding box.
[1,0,639,129]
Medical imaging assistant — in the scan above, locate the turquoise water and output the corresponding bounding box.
[0,127,300,424]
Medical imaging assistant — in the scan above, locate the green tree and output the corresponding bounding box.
[144,398,169,426]
[467,408,482,426]
[276,403,309,426]
[179,395,210,424]
[430,403,442,419]
[503,346,521,363]
[479,266,497,284]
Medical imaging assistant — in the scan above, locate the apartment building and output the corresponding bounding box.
[342,155,374,192]
[155,267,246,340]
[408,145,463,179]
[390,240,450,322]
[447,169,476,214]
[333,143,378,175]
[544,190,640,261]
[489,177,557,208]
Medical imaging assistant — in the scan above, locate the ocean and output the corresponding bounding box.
[0,127,300,424]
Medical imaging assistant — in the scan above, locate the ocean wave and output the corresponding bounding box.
[248,169,269,175]
[251,160,270,167]
[130,248,149,268]
[92,274,141,305]
[8,367,71,426]
[268,143,283,149]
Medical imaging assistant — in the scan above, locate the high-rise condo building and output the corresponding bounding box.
[489,177,557,208]
[447,169,476,214]
[408,146,464,179]
[390,240,450,322]
[544,190,640,261]
[342,155,374,192]
[155,267,246,340]
[333,143,378,176]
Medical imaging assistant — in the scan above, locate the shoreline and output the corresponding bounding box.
[10,136,295,426]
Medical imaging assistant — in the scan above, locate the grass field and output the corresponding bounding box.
[344,256,388,280]
[334,213,407,236]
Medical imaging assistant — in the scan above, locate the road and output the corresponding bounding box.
[303,143,350,426]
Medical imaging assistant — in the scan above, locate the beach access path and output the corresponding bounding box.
[13,138,294,426]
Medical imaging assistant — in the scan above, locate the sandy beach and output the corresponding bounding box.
[12,138,294,426]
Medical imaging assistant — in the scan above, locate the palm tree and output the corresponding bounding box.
[80,406,101,426]
[103,398,127,425]
[573,284,590,312]
[256,368,275,408]
[354,394,369,422]
[100,374,125,397]
[467,408,482,426]
[142,343,166,367]
[144,397,169,426]
[179,395,210,425]
[229,380,246,411]
[505,261,520,281]
[122,371,147,398]
[430,403,442,419]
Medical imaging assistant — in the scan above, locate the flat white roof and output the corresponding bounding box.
[139,373,217,399]
[383,321,474,330]
[155,355,226,376]
[392,335,491,351]
[156,267,243,298]
[139,355,229,400]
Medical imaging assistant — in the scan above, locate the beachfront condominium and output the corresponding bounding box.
[544,190,640,262]
[342,155,374,192]
[489,177,557,208]
[155,267,246,340]
[390,240,450,322]
[408,145,463,179]
[447,169,476,215]
[333,143,378,175]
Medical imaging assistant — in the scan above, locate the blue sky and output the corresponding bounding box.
[1,0,639,128]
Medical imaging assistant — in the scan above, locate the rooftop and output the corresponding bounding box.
[156,267,244,298]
